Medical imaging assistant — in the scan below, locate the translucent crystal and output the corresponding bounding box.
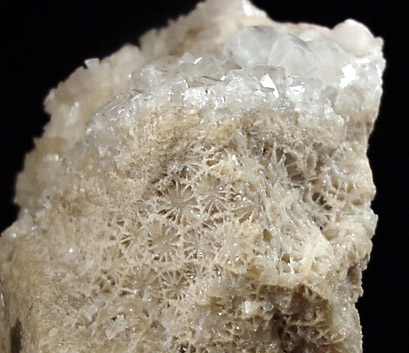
[0,1,384,353]
[223,26,281,66]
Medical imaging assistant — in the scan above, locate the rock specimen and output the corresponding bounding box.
[0,0,385,352]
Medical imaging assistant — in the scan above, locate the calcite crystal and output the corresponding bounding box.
[0,1,385,352]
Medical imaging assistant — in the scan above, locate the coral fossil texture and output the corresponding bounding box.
[0,1,384,353]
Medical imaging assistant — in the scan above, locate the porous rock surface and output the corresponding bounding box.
[0,1,385,352]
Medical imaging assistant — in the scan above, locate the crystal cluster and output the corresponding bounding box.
[0,1,384,352]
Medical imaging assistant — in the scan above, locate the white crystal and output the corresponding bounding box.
[332,19,375,55]
[340,64,357,88]
[223,26,319,76]
[268,32,318,76]
[223,26,280,66]
[260,73,279,98]
[0,1,384,353]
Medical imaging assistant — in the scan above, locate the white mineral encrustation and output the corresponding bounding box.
[0,1,384,352]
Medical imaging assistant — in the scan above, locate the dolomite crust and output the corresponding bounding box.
[0,1,384,352]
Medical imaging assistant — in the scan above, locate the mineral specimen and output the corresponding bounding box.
[0,0,385,352]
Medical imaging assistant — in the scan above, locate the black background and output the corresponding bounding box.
[1,1,408,352]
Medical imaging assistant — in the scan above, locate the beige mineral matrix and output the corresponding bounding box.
[0,0,384,352]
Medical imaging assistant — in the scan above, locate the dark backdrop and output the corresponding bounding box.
[1,1,407,352]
